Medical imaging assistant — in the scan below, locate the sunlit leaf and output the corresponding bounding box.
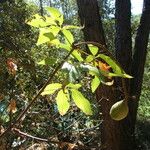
[91,76,101,93]
[88,44,98,56]
[48,39,60,47]
[37,28,55,45]
[85,55,94,63]
[66,83,82,89]
[56,90,70,115]
[59,43,71,51]
[63,25,83,30]
[41,83,62,96]
[108,72,133,78]
[97,54,132,78]
[88,66,100,77]
[46,7,63,25]
[38,57,56,65]
[45,26,61,36]
[62,29,74,45]
[110,100,129,121]
[72,49,83,62]
[26,14,49,27]
[71,89,93,115]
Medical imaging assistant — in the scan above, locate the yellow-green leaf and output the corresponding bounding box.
[85,55,94,63]
[37,28,55,46]
[91,76,100,93]
[41,83,62,96]
[71,89,93,115]
[26,14,49,27]
[63,25,82,30]
[56,90,70,115]
[62,29,74,45]
[66,83,82,89]
[97,54,132,78]
[110,100,129,121]
[72,49,83,62]
[37,57,56,65]
[46,7,63,26]
[88,44,98,56]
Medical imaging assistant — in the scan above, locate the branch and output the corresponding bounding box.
[12,128,77,149]
[0,47,75,139]
[75,41,129,102]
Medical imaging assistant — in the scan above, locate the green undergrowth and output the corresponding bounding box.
[136,50,150,150]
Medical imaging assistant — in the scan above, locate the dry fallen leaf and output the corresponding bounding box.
[8,99,17,113]
[6,58,17,75]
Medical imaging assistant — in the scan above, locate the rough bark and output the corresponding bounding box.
[76,0,106,44]
[115,0,132,73]
[130,0,150,131]
[114,0,136,150]
[76,0,150,150]
[76,0,119,149]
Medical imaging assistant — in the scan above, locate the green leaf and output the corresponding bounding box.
[110,100,129,121]
[108,72,133,78]
[38,57,56,65]
[63,25,82,30]
[88,66,100,77]
[97,54,132,78]
[72,49,83,62]
[85,55,94,63]
[41,83,62,96]
[59,43,71,51]
[66,83,82,89]
[48,39,60,47]
[71,89,93,115]
[46,7,63,26]
[88,44,98,56]
[37,28,55,45]
[91,76,100,93]
[56,90,70,115]
[26,14,50,27]
[46,26,61,37]
[62,29,74,45]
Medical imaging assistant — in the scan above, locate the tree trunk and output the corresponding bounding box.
[115,0,132,73]
[76,0,106,44]
[76,0,150,150]
[76,0,119,149]
[130,0,150,131]
[114,0,137,150]
[39,0,44,16]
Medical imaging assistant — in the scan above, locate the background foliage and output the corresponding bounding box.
[0,0,149,149]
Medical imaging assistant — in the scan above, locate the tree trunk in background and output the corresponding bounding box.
[115,0,132,73]
[76,0,106,44]
[76,0,120,149]
[77,0,150,150]
[39,0,43,16]
[114,0,137,149]
[130,0,150,133]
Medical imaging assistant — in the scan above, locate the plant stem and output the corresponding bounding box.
[0,47,74,139]
[75,41,129,102]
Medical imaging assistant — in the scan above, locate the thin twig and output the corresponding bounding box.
[12,128,78,149]
[75,41,130,102]
[0,47,75,139]
[12,128,50,143]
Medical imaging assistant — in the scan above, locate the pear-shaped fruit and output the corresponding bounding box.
[110,100,129,121]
